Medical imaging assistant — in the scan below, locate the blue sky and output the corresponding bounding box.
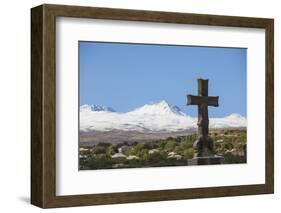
[79,42,246,117]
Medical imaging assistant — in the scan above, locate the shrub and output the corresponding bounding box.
[183,148,194,159]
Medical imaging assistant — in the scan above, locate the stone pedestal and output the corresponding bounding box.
[187,155,224,166]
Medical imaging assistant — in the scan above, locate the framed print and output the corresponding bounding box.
[31,4,274,208]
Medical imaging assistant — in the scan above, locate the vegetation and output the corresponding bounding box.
[79,129,246,170]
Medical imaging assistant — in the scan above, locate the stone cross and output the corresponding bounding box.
[187,79,219,157]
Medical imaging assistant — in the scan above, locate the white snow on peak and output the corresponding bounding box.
[225,113,246,120]
[128,100,186,116]
[209,113,246,129]
[79,100,246,132]
[80,104,115,112]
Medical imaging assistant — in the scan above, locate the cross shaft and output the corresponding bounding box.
[186,79,219,157]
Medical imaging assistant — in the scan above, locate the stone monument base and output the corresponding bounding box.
[187,155,224,166]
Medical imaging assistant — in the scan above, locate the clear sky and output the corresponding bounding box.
[79,41,246,117]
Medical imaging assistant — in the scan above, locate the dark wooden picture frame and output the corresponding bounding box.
[31,4,274,208]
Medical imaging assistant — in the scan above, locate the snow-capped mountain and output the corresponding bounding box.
[80,104,115,113]
[128,100,186,116]
[209,113,247,129]
[80,100,246,132]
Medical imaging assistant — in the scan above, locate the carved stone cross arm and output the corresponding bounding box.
[187,95,219,107]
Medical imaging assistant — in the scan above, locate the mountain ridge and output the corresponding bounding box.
[80,104,115,112]
[127,100,186,116]
[80,100,246,132]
